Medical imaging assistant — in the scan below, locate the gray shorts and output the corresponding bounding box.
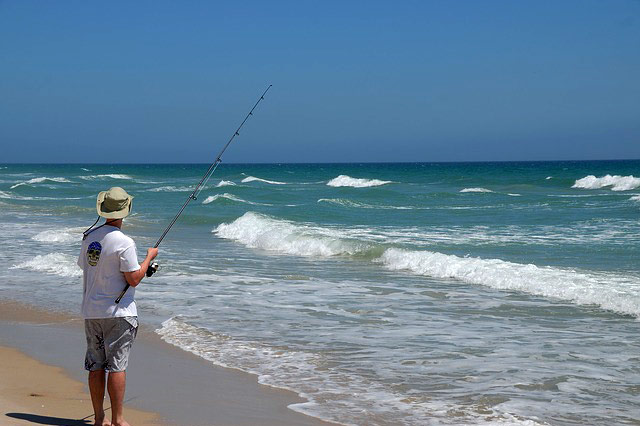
[84,316,138,372]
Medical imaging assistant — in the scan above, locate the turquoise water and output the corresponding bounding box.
[1,161,639,425]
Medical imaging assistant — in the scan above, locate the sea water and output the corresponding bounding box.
[0,161,639,425]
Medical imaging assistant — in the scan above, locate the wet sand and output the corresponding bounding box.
[0,300,334,426]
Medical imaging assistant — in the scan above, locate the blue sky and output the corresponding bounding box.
[1,1,639,163]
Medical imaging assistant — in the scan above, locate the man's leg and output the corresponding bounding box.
[107,371,130,426]
[88,369,109,426]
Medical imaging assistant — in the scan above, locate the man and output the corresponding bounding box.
[78,187,158,426]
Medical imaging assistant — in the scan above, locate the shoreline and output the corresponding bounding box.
[0,299,335,426]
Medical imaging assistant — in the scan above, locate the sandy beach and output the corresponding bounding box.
[0,345,162,426]
[0,300,334,426]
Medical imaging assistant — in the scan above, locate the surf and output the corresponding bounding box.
[326,175,392,188]
[572,175,640,191]
[214,212,640,317]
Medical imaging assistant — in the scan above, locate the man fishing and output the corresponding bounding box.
[78,187,158,426]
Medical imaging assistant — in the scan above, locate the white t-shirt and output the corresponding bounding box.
[78,225,140,319]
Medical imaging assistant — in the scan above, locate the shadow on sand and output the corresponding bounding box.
[5,412,91,425]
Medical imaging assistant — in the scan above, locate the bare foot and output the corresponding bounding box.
[93,418,110,426]
[111,421,131,426]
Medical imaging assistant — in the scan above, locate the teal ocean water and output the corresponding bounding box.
[1,161,639,425]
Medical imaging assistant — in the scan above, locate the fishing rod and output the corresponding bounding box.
[115,85,272,304]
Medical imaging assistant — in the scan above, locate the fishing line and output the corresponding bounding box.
[115,85,272,303]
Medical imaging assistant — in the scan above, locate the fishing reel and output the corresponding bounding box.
[146,261,160,277]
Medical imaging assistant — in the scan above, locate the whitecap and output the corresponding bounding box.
[214,212,366,256]
[216,212,640,317]
[10,177,72,189]
[79,174,134,180]
[216,180,236,187]
[507,193,522,197]
[11,253,82,277]
[0,190,35,200]
[148,185,194,192]
[572,175,640,191]
[546,176,553,180]
[202,193,271,206]
[460,187,494,193]
[318,198,415,210]
[630,195,640,202]
[379,248,640,317]
[241,176,286,185]
[0,191,82,201]
[326,175,392,188]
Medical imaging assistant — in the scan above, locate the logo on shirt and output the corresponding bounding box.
[87,241,102,266]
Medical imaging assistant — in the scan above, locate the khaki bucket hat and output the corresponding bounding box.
[96,187,133,219]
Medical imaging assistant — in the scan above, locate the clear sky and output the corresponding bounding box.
[1,0,639,163]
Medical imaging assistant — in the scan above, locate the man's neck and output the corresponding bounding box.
[105,219,123,229]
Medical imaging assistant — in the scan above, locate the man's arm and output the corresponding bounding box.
[124,248,158,287]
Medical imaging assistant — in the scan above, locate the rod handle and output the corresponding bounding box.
[115,285,130,304]
[114,262,159,303]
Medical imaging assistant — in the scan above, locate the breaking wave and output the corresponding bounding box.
[216,180,236,187]
[10,177,72,189]
[572,175,640,191]
[241,175,286,185]
[11,253,82,278]
[460,187,493,193]
[379,248,640,316]
[215,212,640,317]
[79,174,134,180]
[0,190,36,200]
[214,212,370,256]
[202,193,270,206]
[148,185,194,192]
[327,175,392,188]
[318,198,415,210]
[630,195,640,202]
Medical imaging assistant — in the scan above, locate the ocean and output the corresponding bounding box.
[0,161,639,425]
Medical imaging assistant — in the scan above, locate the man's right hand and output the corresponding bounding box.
[147,247,159,260]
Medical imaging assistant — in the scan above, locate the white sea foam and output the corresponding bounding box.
[81,168,91,171]
[380,248,640,317]
[0,190,35,200]
[11,253,82,277]
[156,317,448,426]
[10,177,72,189]
[241,175,286,185]
[147,185,194,192]
[629,195,640,202]
[318,198,414,210]
[216,180,236,187]
[572,175,640,191]
[508,193,522,197]
[32,228,82,244]
[326,175,392,188]
[202,193,270,206]
[0,190,82,201]
[79,174,134,180]
[214,212,366,256]
[546,176,553,180]
[216,212,640,317]
[460,187,493,193]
